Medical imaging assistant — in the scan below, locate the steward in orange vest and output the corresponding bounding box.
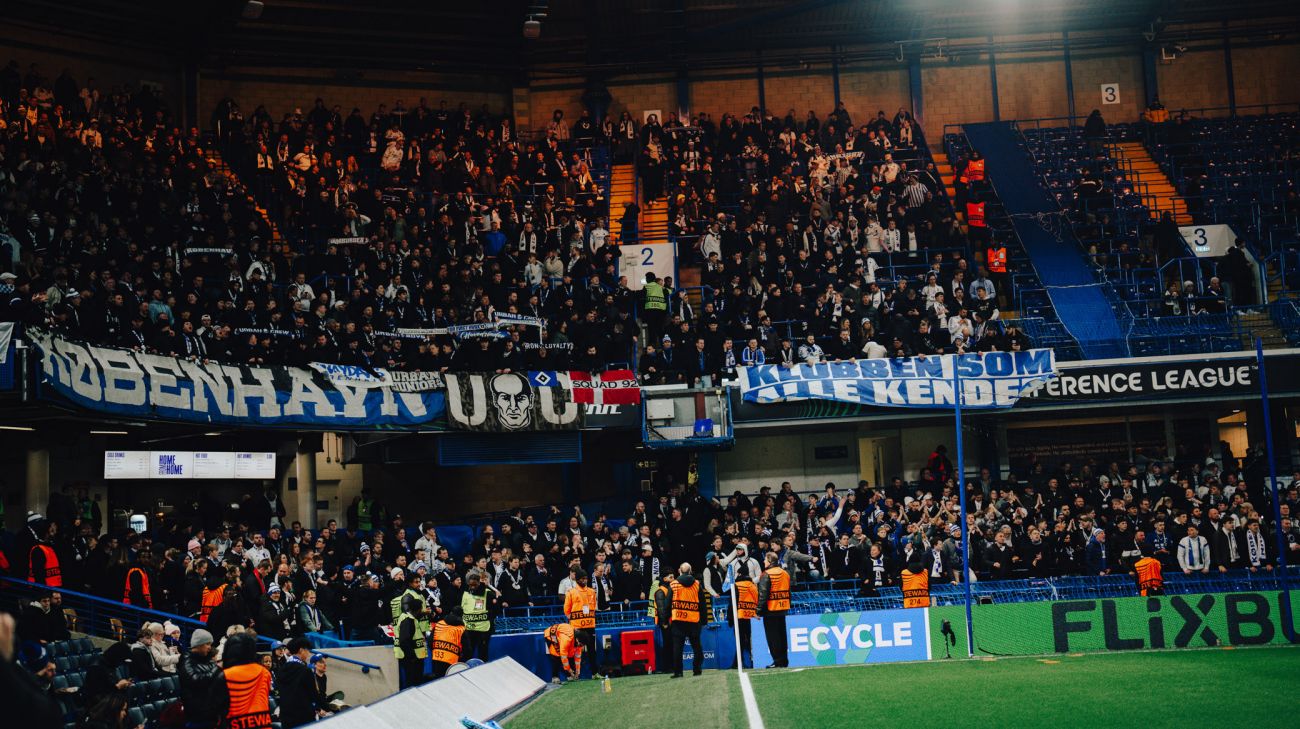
[668,563,706,677]
[429,610,466,680]
[544,622,585,682]
[731,568,758,669]
[901,568,931,608]
[1134,550,1164,596]
[986,244,1007,273]
[124,562,154,609]
[215,633,272,729]
[757,554,791,668]
[958,153,986,185]
[563,569,598,666]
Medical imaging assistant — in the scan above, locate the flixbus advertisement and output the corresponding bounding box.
[752,608,932,667]
[928,591,1299,657]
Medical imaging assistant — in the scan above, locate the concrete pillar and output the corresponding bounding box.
[26,447,50,519]
[296,447,318,530]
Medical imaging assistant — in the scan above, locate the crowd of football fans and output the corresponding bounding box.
[0,60,1029,379]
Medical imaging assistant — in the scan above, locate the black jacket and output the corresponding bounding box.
[275,659,318,729]
[178,652,223,729]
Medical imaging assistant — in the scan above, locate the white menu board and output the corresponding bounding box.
[235,452,277,479]
[104,451,151,479]
[150,451,194,479]
[193,451,236,479]
[104,451,275,479]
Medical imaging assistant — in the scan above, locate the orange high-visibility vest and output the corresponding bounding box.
[763,567,791,612]
[986,246,1007,273]
[544,623,581,658]
[959,158,985,184]
[564,585,597,630]
[902,569,930,608]
[735,581,759,619]
[966,201,986,228]
[222,663,272,729]
[1135,557,1164,596]
[28,545,62,587]
[124,567,153,609]
[200,583,227,623]
[430,621,465,664]
[670,581,701,623]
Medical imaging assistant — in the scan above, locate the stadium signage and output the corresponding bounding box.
[29,329,446,427]
[752,609,931,667]
[739,350,1057,409]
[1024,363,1252,400]
[1051,593,1285,651]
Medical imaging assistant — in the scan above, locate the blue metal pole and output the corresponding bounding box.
[954,357,974,656]
[1255,338,1295,642]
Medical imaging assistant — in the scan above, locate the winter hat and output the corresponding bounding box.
[163,622,180,637]
[389,567,404,580]
[27,511,44,524]
[187,539,202,552]
[267,583,281,594]
[190,629,214,648]
[20,642,49,672]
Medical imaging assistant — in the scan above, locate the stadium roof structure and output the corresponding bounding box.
[6,0,1300,76]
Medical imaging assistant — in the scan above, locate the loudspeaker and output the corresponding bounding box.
[523,19,540,39]
[242,1,264,19]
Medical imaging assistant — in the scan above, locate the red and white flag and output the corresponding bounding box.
[567,369,641,405]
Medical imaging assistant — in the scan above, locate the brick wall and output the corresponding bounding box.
[688,76,757,123]
[528,79,585,132]
[607,76,677,122]
[1070,53,1144,124]
[200,67,509,125]
[1156,48,1231,114]
[995,56,1069,123]
[763,69,835,121]
[0,24,179,100]
[1230,43,1300,109]
[838,65,911,127]
[920,60,995,142]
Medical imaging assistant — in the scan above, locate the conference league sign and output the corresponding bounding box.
[740,350,1057,409]
[31,329,446,427]
[751,608,931,667]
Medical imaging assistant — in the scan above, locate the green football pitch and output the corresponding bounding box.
[506,645,1300,728]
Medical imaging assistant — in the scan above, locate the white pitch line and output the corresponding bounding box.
[737,670,766,729]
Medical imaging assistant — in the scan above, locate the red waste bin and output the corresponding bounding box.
[620,629,656,674]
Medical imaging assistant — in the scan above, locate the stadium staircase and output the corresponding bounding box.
[608,164,636,242]
[203,146,285,245]
[1108,141,1192,224]
[959,122,1128,359]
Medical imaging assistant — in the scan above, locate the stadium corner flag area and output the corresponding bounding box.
[509,646,1300,729]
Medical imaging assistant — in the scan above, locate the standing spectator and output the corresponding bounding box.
[1178,525,1211,574]
[668,562,705,678]
[274,638,319,729]
[757,552,791,669]
[179,629,221,729]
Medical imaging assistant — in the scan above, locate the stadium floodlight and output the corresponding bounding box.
[89,430,128,435]
[0,425,35,431]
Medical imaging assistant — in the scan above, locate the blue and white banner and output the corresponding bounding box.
[30,329,445,427]
[739,350,1057,409]
[752,608,931,667]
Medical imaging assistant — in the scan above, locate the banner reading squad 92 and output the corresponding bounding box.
[739,349,1057,409]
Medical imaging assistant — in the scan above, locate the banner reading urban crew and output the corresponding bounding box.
[445,372,581,431]
[751,608,931,668]
[30,329,445,427]
[739,350,1057,409]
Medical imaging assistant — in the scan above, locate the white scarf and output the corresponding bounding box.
[1246,529,1265,565]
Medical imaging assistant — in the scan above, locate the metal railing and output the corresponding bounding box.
[0,576,382,673]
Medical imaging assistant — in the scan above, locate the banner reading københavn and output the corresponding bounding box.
[445,372,581,431]
[739,350,1057,409]
[30,329,445,427]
